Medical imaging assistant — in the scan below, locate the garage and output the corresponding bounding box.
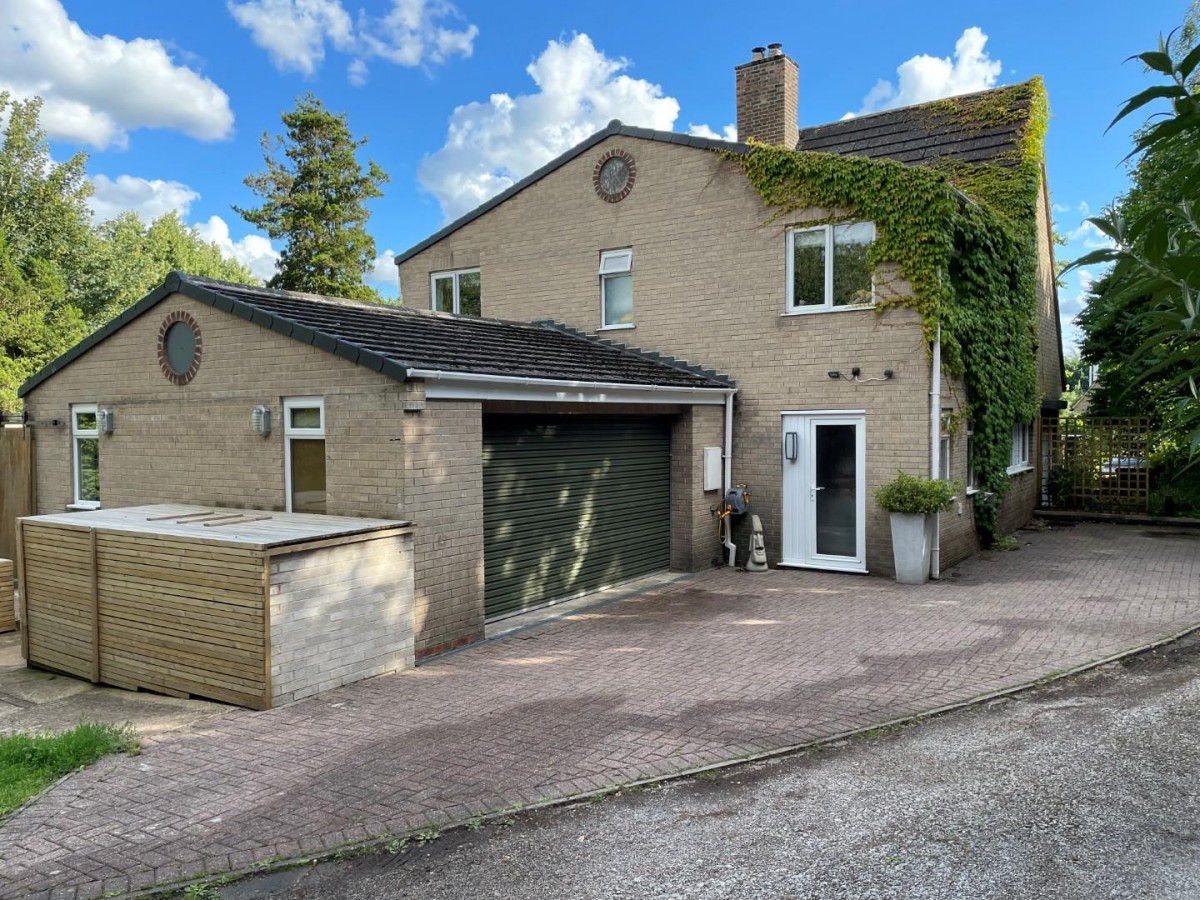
[483,414,671,619]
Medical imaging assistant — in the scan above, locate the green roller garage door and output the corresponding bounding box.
[483,414,671,620]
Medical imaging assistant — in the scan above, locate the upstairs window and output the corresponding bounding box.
[1008,421,1032,474]
[786,221,875,312]
[71,403,100,509]
[285,397,326,514]
[600,249,634,329]
[431,269,481,316]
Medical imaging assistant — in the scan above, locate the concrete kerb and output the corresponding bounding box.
[135,617,1200,900]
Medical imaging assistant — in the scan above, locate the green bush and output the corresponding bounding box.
[874,471,961,515]
[1149,441,1200,517]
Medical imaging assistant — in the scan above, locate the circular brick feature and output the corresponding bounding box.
[157,310,203,385]
[593,149,636,202]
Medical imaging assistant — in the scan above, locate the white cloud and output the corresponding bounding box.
[0,0,234,149]
[227,0,354,76]
[419,33,681,221]
[196,215,281,283]
[851,27,1002,116]
[88,174,200,224]
[687,122,737,142]
[366,249,398,289]
[228,0,477,82]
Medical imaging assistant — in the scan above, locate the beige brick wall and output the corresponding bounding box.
[269,532,415,705]
[670,405,725,571]
[402,398,484,658]
[400,135,934,575]
[25,293,409,519]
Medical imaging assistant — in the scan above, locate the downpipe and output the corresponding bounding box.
[930,325,942,580]
[723,390,737,567]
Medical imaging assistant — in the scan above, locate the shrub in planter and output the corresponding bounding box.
[875,472,960,584]
[874,472,960,516]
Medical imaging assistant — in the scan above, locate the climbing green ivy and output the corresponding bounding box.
[728,79,1048,543]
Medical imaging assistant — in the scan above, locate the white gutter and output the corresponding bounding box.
[723,390,737,567]
[408,368,733,406]
[930,325,942,580]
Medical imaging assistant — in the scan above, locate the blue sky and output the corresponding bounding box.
[2,0,1191,351]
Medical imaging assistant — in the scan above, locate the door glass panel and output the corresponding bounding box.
[815,423,856,557]
[290,439,326,514]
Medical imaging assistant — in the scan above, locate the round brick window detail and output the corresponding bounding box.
[593,149,636,202]
[157,311,203,385]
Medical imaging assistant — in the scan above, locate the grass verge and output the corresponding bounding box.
[0,722,138,817]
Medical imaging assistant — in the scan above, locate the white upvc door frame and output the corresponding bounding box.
[780,410,867,573]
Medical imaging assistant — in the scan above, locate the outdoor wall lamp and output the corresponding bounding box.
[827,369,895,382]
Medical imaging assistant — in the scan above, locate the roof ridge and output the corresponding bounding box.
[534,320,736,388]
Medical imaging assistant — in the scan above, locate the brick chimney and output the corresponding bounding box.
[735,42,799,148]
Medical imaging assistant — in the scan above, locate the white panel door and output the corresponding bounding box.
[781,413,867,573]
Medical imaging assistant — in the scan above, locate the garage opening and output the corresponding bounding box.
[482,414,671,620]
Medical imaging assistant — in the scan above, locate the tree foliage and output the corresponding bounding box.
[0,92,258,412]
[1068,11,1200,456]
[236,94,388,301]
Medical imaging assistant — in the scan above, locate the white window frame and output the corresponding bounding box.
[430,268,480,315]
[784,221,876,314]
[70,402,100,510]
[283,397,325,513]
[1008,421,1033,475]
[599,248,634,330]
[965,422,978,494]
[940,435,952,482]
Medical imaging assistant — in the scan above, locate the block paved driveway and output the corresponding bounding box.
[3,523,1199,899]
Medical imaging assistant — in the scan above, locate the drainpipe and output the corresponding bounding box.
[723,389,737,567]
[930,325,942,580]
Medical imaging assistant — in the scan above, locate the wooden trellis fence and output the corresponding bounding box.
[1039,415,1152,513]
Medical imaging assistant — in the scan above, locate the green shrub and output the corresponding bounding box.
[874,471,961,515]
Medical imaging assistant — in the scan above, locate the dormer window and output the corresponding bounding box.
[431,269,481,316]
[599,249,633,329]
[785,221,875,313]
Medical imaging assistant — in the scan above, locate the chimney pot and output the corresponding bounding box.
[767,42,783,57]
[751,46,766,61]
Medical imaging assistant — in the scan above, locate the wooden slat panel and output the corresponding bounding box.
[0,558,14,634]
[0,427,34,564]
[22,522,94,679]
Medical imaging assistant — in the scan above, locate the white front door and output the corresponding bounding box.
[781,412,867,572]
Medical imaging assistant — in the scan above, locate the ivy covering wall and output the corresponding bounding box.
[730,78,1049,542]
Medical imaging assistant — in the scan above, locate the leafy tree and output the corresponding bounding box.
[82,212,256,325]
[1068,14,1200,456]
[0,236,86,412]
[236,94,388,301]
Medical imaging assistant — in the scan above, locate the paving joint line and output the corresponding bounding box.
[128,617,1200,900]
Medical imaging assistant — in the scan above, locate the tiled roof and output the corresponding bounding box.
[795,82,1034,168]
[395,82,1037,264]
[18,273,733,397]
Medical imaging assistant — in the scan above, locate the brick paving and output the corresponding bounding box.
[2,523,1198,899]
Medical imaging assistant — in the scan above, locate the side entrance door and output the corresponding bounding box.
[780,412,866,573]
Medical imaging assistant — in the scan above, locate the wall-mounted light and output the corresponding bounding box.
[828,368,895,383]
[251,405,272,436]
[97,409,115,434]
[784,431,799,461]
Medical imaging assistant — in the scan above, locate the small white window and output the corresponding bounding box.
[430,269,481,316]
[284,397,326,514]
[940,436,952,481]
[786,221,875,313]
[599,249,634,329]
[1008,421,1032,474]
[71,403,100,509]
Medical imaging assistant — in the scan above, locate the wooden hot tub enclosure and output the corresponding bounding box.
[16,505,415,709]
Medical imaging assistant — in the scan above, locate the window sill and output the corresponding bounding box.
[781,304,875,317]
[598,323,635,331]
[1006,464,1034,476]
[67,503,101,511]
[965,487,979,496]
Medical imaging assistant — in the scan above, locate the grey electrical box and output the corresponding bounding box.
[702,447,722,492]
